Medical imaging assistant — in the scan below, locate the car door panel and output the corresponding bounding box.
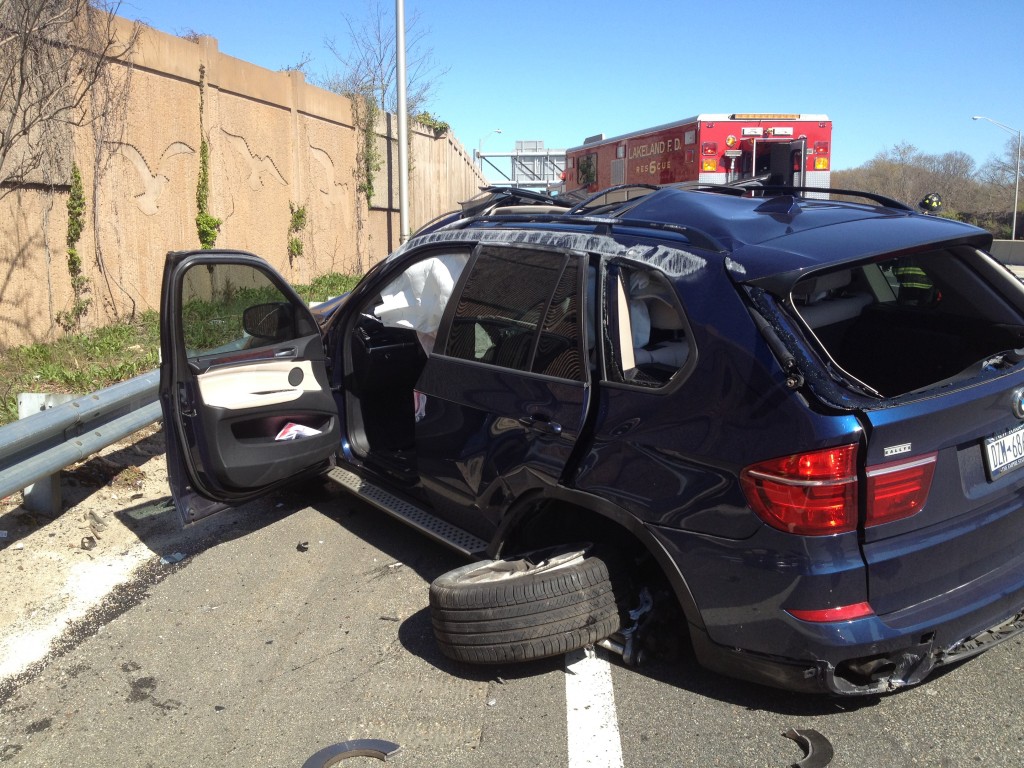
[412,244,589,537]
[196,359,323,410]
[414,357,586,538]
[159,250,340,524]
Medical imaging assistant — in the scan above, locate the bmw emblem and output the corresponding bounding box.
[1013,388,1024,420]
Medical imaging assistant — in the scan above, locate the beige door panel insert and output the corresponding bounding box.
[197,360,321,410]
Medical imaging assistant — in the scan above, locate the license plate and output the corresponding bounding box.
[984,423,1024,480]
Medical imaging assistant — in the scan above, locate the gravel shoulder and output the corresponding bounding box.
[0,426,178,687]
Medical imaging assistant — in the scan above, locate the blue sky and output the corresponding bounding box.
[121,0,1024,177]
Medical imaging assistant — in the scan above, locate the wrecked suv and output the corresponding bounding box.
[159,184,1024,695]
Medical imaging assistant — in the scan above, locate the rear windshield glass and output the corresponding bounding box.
[789,247,1024,398]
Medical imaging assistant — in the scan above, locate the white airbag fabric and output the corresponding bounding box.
[374,254,469,353]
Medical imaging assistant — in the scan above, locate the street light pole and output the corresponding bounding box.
[477,129,502,170]
[973,115,1022,241]
[396,0,410,243]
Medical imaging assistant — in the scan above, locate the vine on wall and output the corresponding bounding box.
[415,111,449,137]
[195,64,221,249]
[352,92,382,206]
[56,164,91,332]
[287,202,307,265]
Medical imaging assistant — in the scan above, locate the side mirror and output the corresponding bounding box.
[242,302,294,341]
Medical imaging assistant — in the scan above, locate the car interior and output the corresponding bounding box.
[790,248,1024,397]
[343,253,694,475]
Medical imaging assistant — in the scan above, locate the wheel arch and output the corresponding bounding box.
[489,485,707,633]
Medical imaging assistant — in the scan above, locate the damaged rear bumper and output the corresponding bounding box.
[689,605,1024,696]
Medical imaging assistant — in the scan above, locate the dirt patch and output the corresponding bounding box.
[0,424,177,684]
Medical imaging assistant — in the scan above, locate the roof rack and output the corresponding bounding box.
[725,183,914,211]
[564,184,660,215]
[460,186,571,215]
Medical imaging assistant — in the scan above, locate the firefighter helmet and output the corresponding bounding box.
[918,193,942,213]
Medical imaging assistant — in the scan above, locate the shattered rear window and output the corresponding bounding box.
[789,247,1024,398]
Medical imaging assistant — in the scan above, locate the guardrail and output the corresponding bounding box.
[992,240,1024,266]
[0,370,161,514]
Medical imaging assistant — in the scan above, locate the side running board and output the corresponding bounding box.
[327,466,488,558]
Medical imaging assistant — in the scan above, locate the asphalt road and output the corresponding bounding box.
[2,480,1024,767]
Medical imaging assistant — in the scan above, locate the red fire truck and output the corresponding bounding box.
[563,113,832,194]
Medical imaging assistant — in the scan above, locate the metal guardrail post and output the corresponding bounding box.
[17,393,77,515]
[0,370,160,513]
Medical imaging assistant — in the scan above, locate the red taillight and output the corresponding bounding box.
[865,453,936,527]
[787,602,874,622]
[741,444,859,535]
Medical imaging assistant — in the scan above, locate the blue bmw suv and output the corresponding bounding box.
[159,184,1024,695]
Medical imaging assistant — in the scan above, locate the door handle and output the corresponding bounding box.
[518,414,563,436]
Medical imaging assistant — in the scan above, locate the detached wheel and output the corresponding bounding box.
[429,544,626,664]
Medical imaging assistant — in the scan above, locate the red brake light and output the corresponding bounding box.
[741,445,859,535]
[787,602,874,622]
[865,453,936,526]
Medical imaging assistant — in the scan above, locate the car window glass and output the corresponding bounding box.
[534,256,583,379]
[180,262,303,359]
[605,266,690,387]
[445,247,583,380]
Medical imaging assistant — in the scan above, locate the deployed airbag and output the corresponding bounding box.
[375,254,469,353]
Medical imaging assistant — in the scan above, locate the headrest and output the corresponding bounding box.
[648,299,684,330]
[793,269,851,297]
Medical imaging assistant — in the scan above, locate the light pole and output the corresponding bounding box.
[477,129,502,170]
[972,115,1022,241]
[396,0,409,243]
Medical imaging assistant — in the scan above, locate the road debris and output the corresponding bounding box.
[86,510,108,531]
[80,536,97,551]
[783,728,834,768]
[296,541,310,552]
[159,552,185,565]
[301,739,401,766]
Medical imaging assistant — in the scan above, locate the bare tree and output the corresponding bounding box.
[918,151,978,215]
[322,0,447,116]
[0,0,140,198]
[833,143,1013,234]
[318,0,448,263]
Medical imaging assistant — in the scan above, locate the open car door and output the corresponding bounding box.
[159,250,340,525]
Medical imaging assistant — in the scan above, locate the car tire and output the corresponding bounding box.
[428,544,626,664]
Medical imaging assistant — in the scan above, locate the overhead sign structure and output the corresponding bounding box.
[476,141,566,191]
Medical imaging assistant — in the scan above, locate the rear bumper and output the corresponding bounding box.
[650,521,1024,695]
[689,603,1024,695]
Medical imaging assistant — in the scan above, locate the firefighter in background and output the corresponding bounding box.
[892,194,943,304]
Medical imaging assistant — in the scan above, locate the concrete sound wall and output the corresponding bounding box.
[0,18,484,350]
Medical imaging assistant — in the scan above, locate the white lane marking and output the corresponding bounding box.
[565,647,624,768]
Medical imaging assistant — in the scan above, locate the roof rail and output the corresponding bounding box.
[565,184,660,215]
[667,180,758,197]
[730,184,915,211]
